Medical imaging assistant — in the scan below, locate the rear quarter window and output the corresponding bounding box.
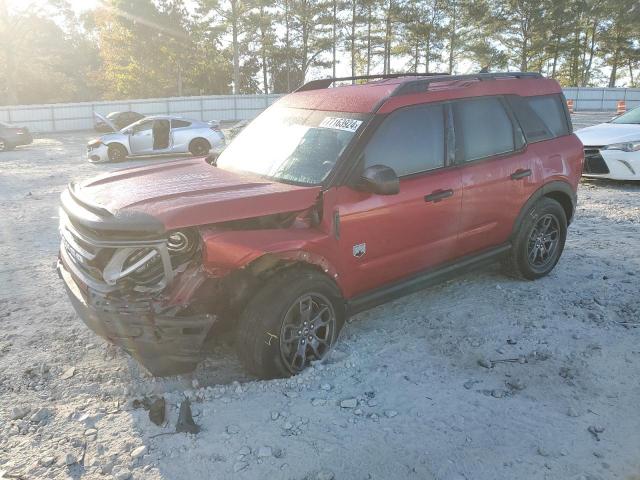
[527,95,570,138]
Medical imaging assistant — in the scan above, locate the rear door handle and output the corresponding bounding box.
[511,169,532,180]
[424,189,454,203]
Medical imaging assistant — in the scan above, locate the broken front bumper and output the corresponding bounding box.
[57,258,215,376]
[86,143,110,163]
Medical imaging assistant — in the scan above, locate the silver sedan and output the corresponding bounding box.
[87,114,226,163]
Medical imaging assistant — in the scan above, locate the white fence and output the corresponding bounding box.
[1,88,639,134]
[0,94,282,133]
[562,87,640,112]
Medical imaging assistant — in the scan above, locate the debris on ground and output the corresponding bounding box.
[175,398,200,434]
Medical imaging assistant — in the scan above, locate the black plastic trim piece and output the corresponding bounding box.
[346,243,511,315]
[510,180,577,235]
[60,187,166,236]
[424,189,454,202]
[511,169,532,180]
[390,72,542,97]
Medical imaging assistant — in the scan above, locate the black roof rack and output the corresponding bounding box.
[295,72,451,92]
[390,71,543,97]
[295,71,542,94]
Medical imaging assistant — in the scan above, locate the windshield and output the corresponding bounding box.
[216,106,369,185]
[611,107,640,124]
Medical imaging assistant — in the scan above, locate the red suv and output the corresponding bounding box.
[58,72,583,378]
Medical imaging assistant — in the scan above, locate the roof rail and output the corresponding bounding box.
[391,71,543,97]
[295,72,451,93]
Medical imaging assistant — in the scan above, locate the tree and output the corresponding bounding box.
[0,0,100,104]
[246,1,277,93]
[288,0,333,84]
[600,0,639,87]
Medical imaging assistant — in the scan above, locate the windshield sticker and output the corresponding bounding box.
[319,117,363,133]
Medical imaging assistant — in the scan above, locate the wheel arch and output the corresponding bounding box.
[189,136,211,151]
[244,250,344,297]
[201,250,345,330]
[105,141,130,153]
[511,181,576,240]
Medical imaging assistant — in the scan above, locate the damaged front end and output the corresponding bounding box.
[57,187,216,376]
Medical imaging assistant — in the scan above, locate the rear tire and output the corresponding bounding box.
[236,268,345,379]
[107,143,128,162]
[189,138,211,157]
[504,197,567,280]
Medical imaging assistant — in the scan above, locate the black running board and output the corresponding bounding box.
[346,243,512,315]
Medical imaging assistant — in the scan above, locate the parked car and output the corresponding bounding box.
[94,111,145,132]
[227,119,249,140]
[0,121,33,151]
[86,115,226,162]
[58,72,583,378]
[575,106,640,180]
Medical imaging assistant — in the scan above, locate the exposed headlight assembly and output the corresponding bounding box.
[603,141,640,152]
[167,230,198,254]
[103,229,199,287]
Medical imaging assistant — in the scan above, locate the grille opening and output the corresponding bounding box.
[583,148,610,174]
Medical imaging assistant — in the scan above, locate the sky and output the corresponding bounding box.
[6,0,98,14]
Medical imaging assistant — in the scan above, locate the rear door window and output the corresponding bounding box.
[364,103,445,176]
[453,97,517,162]
[527,95,570,137]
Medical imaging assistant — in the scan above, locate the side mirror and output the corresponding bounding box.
[358,165,400,195]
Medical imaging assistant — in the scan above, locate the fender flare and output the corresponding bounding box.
[511,180,576,239]
[246,250,345,296]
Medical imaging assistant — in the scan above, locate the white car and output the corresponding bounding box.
[87,114,226,163]
[575,107,640,180]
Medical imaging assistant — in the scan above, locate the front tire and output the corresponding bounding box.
[505,197,567,280]
[0,138,13,152]
[236,268,345,379]
[189,138,211,157]
[107,143,128,162]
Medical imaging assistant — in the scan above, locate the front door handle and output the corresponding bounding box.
[424,189,454,203]
[511,169,532,180]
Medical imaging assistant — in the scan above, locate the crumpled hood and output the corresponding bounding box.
[575,122,640,147]
[71,158,321,231]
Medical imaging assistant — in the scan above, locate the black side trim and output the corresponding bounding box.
[511,181,576,235]
[346,243,511,315]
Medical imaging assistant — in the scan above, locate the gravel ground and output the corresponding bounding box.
[1,113,639,480]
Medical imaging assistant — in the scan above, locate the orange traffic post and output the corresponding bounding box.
[616,100,626,115]
[566,99,574,114]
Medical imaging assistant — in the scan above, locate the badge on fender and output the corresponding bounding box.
[353,243,366,258]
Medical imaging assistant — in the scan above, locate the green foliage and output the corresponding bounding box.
[1,0,639,105]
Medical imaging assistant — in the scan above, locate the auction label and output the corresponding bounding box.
[319,117,363,132]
